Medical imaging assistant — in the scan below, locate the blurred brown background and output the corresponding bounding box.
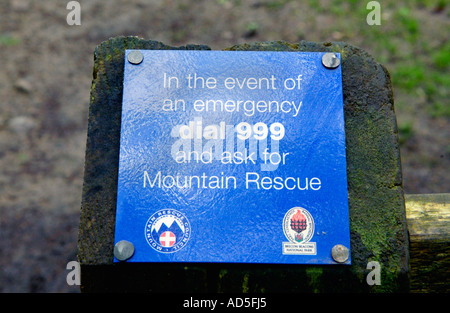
[0,0,448,292]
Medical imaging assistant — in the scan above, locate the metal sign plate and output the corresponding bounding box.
[114,50,351,264]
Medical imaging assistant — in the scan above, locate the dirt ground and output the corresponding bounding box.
[0,0,448,292]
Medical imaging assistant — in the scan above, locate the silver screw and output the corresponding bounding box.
[331,244,349,263]
[114,240,135,261]
[127,50,143,65]
[322,53,340,69]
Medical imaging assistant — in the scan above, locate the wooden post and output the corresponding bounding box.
[77,37,411,292]
[406,193,449,293]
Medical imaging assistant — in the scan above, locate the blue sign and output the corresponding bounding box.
[114,50,351,264]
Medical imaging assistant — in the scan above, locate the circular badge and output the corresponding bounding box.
[283,207,314,244]
[145,209,191,253]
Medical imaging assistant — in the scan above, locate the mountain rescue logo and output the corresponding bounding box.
[282,207,316,255]
[145,209,191,253]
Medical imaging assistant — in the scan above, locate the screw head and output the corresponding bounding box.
[127,50,143,65]
[331,244,349,263]
[322,53,340,69]
[114,240,135,261]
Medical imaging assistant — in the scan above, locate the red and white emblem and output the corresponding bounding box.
[145,209,191,253]
[159,231,176,247]
[283,207,314,244]
[282,207,316,255]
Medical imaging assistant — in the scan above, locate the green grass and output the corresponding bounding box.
[431,41,450,69]
[395,8,419,43]
[0,34,20,46]
[398,121,414,145]
[316,0,450,143]
[392,64,426,90]
[366,3,447,120]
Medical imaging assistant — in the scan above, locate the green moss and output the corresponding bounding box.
[242,272,250,293]
[306,267,323,293]
[329,44,347,60]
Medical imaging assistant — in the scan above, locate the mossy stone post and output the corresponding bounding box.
[77,37,409,292]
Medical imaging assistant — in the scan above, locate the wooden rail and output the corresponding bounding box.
[406,193,449,293]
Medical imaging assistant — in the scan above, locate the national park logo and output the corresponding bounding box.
[145,209,191,253]
[282,207,316,255]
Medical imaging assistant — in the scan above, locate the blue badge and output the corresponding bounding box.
[114,50,351,264]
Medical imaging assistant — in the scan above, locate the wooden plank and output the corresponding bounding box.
[406,193,449,293]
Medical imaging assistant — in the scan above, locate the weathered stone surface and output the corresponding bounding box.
[78,37,409,292]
